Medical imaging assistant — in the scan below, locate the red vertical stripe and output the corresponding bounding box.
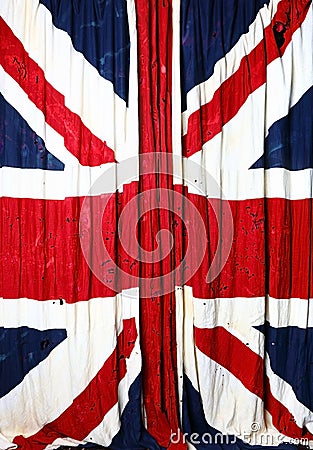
[134,0,184,448]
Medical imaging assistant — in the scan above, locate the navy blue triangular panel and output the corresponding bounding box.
[108,374,162,450]
[0,94,65,171]
[250,86,313,171]
[255,322,313,412]
[182,374,296,450]
[55,374,163,450]
[180,0,270,111]
[40,0,130,103]
[0,326,67,398]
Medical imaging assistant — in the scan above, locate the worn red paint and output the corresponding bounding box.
[182,0,311,157]
[0,17,115,166]
[195,325,313,439]
[13,318,138,449]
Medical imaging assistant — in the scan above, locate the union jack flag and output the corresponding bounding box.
[0,0,313,449]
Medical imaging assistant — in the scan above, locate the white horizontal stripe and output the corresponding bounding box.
[266,297,313,329]
[0,293,140,440]
[0,290,139,331]
[0,163,134,199]
[181,162,313,200]
[0,0,139,161]
[193,299,264,357]
[190,293,313,330]
[264,168,313,199]
[182,0,280,132]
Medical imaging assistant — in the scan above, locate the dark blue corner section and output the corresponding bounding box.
[0,94,64,171]
[182,374,296,450]
[255,322,313,413]
[108,374,163,450]
[56,374,163,450]
[40,0,130,103]
[0,326,67,398]
[250,86,313,171]
[180,0,270,111]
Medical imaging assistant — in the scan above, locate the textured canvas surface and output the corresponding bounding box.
[0,1,313,449]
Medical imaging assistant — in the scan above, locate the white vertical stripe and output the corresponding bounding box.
[266,297,313,329]
[172,0,183,185]
[175,287,185,422]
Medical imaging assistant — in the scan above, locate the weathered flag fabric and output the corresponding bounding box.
[0,0,313,449]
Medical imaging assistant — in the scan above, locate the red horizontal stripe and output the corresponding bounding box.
[0,183,140,302]
[0,17,115,166]
[195,326,313,439]
[13,318,137,449]
[186,194,313,300]
[183,0,311,157]
[266,197,313,300]
[0,191,311,302]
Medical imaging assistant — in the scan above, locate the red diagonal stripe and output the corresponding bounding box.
[194,325,313,439]
[183,0,311,157]
[0,17,115,166]
[13,318,138,450]
[194,326,264,398]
